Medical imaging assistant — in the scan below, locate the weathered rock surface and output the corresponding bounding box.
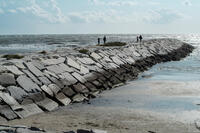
[0,39,194,120]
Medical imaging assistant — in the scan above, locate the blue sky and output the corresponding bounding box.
[0,0,199,34]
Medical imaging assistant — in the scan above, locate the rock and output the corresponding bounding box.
[80,65,90,75]
[73,83,89,93]
[0,85,5,91]
[85,82,97,92]
[48,76,65,89]
[25,62,44,77]
[0,65,7,73]
[0,73,16,86]
[48,84,61,95]
[43,70,59,79]
[41,85,54,97]
[36,98,58,111]
[0,105,18,120]
[62,87,76,97]
[42,57,65,65]
[77,57,96,65]
[7,86,28,103]
[23,69,42,86]
[5,65,24,75]
[59,72,77,85]
[46,65,67,74]
[72,94,87,102]
[90,52,101,60]
[31,60,45,70]
[38,76,52,86]
[0,92,22,111]
[55,92,71,106]
[72,72,87,84]
[77,129,91,133]
[58,63,74,72]
[17,75,41,93]
[91,129,107,133]
[66,57,81,70]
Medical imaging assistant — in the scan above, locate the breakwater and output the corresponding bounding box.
[0,39,194,121]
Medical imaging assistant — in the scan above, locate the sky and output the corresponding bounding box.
[0,0,199,34]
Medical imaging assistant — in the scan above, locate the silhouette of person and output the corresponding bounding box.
[103,36,107,44]
[98,38,100,45]
[136,36,139,43]
[139,35,143,42]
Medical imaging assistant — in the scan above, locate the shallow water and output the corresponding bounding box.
[85,34,200,123]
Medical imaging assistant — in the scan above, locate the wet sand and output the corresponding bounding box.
[2,80,200,133]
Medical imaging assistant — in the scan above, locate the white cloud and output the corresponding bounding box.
[8,9,17,13]
[143,9,184,24]
[17,0,67,23]
[89,0,137,7]
[0,8,4,14]
[183,0,192,6]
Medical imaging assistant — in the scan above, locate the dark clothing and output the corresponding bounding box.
[136,36,139,42]
[103,36,106,44]
[139,35,143,42]
[98,38,100,45]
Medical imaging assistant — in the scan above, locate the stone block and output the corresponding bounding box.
[59,72,77,85]
[62,87,76,97]
[90,52,101,60]
[25,62,44,77]
[48,76,64,89]
[31,60,45,70]
[17,75,41,93]
[5,65,24,75]
[55,92,71,106]
[0,92,22,111]
[23,70,42,86]
[36,98,58,111]
[39,76,51,86]
[0,105,18,120]
[66,57,80,70]
[92,129,107,133]
[72,72,87,83]
[80,65,89,75]
[0,85,5,91]
[72,94,87,103]
[85,82,97,92]
[42,57,65,65]
[58,63,74,72]
[46,65,66,74]
[41,85,54,97]
[43,70,59,79]
[73,83,89,93]
[7,86,28,103]
[48,84,61,95]
[77,57,96,65]
[0,73,16,86]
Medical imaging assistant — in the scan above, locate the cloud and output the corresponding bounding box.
[89,0,137,7]
[17,0,67,23]
[143,9,184,24]
[0,8,4,14]
[183,0,192,6]
[8,9,17,13]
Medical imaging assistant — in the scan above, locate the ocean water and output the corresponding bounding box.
[0,34,198,54]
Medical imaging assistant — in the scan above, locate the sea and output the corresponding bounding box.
[1,34,200,123]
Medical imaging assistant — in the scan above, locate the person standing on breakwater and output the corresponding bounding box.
[98,38,101,45]
[136,36,139,43]
[139,35,143,42]
[103,36,107,44]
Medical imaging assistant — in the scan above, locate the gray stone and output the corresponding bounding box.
[73,83,89,93]
[66,57,80,70]
[48,84,61,95]
[91,129,107,133]
[41,85,54,97]
[38,76,51,86]
[36,98,58,111]
[72,94,87,102]
[92,80,102,87]
[59,72,77,85]
[31,60,45,70]
[62,87,76,97]
[46,65,66,74]
[48,76,64,89]
[17,75,41,93]
[83,73,98,81]
[0,73,16,86]
[5,65,24,75]
[0,105,18,120]
[77,57,96,65]
[23,70,42,86]
[72,72,87,83]
[85,82,97,92]
[80,65,89,75]
[55,92,71,106]
[7,86,28,102]
[0,85,5,91]
[43,70,59,79]
[58,63,74,72]
[0,92,22,111]
[0,65,7,73]
[90,52,101,60]
[25,62,44,77]
[42,57,65,65]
